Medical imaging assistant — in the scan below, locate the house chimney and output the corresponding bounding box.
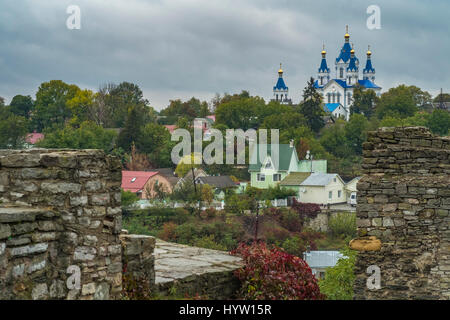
[289,139,294,148]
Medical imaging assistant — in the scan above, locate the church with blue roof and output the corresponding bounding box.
[272,63,292,105]
[314,26,381,120]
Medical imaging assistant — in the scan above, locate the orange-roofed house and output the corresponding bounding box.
[121,171,158,199]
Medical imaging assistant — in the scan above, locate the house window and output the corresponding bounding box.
[338,190,341,198]
[257,174,265,182]
[265,161,272,169]
[328,191,332,199]
[273,174,281,182]
[131,177,136,183]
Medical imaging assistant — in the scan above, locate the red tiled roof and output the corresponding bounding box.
[25,133,44,144]
[164,125,177,133]
[121,171,158,192]
[206,115,216,122]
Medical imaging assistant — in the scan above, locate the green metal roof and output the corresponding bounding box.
[248,144,296,172]
[279,172,311,186]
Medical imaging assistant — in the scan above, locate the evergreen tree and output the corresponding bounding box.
[117,106,144,151]
[299,77,325,133]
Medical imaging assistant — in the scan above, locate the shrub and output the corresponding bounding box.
[319,247,357,300]
[158,222,178,241]
[193,235,227,251]
[121,190,139,207]
[281,236,304,257]
[328,212,356,238]
[264,225,291,246]
[231,242,325,300]
[278,209,303,232]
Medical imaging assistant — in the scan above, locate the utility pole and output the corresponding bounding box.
[254,199,259,242]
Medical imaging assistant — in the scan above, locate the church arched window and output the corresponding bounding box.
[337,93,341,104]
[340,68,344,78]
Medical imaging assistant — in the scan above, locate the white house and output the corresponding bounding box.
[323,103,349,120]
[345,176,361,205]
[295,173,346,205]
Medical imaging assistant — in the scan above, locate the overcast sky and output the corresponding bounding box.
[0,0,449,110]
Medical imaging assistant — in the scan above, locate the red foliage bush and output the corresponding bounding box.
[158,222,177,241]
[291,200,321,220]
[231,242,325,300]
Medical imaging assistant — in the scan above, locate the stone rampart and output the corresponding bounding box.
[353,127,450,300]
[0,149,123,299]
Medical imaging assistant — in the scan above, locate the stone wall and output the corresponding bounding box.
[120,233,155,289]
[352,127,450,300]
[0,149,123,300]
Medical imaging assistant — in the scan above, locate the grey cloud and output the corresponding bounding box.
[0,0,449,110]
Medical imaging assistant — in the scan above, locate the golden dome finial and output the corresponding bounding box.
[351,43,355,54]
[278,63,283,74]
[367,45,372,56]
[321,43,326,55]
[345,25,350,40]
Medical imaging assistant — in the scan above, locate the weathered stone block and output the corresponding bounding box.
[91,194,110,206]
[0,224,11,240]
[74,246,97,261]
[10,243,48,257]
[31,283,49,300]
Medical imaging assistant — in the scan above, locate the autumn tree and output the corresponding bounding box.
[125,143,152,171]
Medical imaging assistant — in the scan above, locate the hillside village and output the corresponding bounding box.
[1,23,449,301]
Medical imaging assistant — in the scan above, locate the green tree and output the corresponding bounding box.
[319,247,357,300]
[319,120,351,158]
[117,106,145,152]
[138,123,174,167]
[38,121,117,152]
[428,109,450,136]
[66,89,95,126]
[375,85,418,119]
[345,114,369,155]
[261,112,307,131]
[298,77,324,133]
[108,81,152,127]
[32,80,80,131]
[351,85,378,118]
[0,113,29,148]
[9,95,34,118]
[216,97,266,130]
